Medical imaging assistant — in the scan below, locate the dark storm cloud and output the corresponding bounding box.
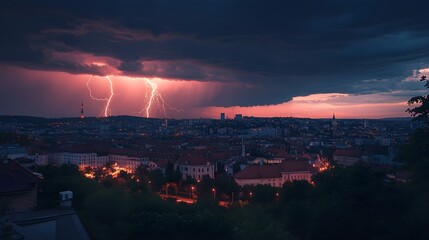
[1,0,429,107]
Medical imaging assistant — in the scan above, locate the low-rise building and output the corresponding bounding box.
[0,159,42,212]
[109,155,148,173]
[49,152,99,166]
[175,155,215,180]
[48,152,149,172]
[333,149,363,166]
[234,161,316,187]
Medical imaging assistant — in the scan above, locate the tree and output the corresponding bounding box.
[407,75,429,125]
[165,161,181,183]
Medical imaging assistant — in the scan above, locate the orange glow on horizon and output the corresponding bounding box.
[201,95,410,119]
[0,65,415,119]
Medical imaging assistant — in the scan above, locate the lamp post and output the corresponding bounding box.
[212,188,216,199]
[190,186,195,199]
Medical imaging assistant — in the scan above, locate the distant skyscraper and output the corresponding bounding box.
[80,102,85,119]
[234,114,243,120]
[220,112,225,120]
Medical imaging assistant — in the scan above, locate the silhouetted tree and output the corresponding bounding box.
[165,161,181,183]
[147,169,166,191]
[407,75,429,125]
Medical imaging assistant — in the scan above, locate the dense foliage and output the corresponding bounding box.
[36,127,429,240]
[36,97,429,240]
[36,164,297,240]
[407,75,429,125]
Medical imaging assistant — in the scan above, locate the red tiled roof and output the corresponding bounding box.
[0,160,42,194]
[234,165,282,179]
[234,160,316,180]
[177,155,211,166]
[279,160,316,173]
[334,149,363,158]
[154,159,172,168]
[210,151,235,160]
[177,150,235,166]
[265,147,291,158]
[0,166,30,193]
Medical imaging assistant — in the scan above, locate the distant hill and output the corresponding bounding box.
[380,117,412,121]
[0,115,164,125]
[0,115,414,122]
[0,115,48,124]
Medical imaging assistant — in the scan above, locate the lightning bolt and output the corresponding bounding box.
[138,78,182,118]
[86,75,114,117]
[86,74,181,118]
[144,78,157,118]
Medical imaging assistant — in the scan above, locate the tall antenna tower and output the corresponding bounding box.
[80,102,85,119]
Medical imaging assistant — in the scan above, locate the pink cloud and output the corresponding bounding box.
[0,65,414,119]
[199,93,410,119]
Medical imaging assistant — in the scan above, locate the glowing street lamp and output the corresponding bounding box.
[190,186,195,199]
[212,188,216,199]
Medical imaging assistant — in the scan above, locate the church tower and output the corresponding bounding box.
[331,113,337,135]
[80,102,85,119]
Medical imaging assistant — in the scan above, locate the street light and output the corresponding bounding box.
[212,188,216,199]
[190,186,195,199]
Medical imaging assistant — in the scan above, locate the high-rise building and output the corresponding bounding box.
[220,112,225,120]
[234,114,243,120]
[80,102,85,119]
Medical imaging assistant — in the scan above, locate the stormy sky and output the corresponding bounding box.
[0,0,428,118]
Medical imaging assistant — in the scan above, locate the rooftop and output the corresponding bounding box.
[0,159,42,194]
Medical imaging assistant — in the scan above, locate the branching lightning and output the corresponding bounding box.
[86,75,182,118]
[86,75,114,117]
[137,78,183,118]
[143,78,158,118]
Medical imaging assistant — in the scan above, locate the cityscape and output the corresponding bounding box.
[1,1,429,240]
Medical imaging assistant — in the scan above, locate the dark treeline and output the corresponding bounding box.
[36,127,429,240]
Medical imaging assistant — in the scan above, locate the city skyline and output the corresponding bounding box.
[1,1,429,119]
